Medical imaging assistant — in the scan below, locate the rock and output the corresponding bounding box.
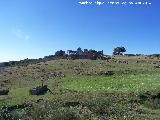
[29,85,52,95]
[0,89,9,95]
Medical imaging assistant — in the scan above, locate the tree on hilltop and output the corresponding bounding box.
[113,46,126,55]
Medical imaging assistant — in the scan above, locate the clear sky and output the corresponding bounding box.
[0,0,159,62]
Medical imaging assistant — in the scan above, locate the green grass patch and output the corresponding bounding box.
[62,73,160,93]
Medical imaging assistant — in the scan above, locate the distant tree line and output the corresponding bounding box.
[148,54,160,58]
[2,46,160,67]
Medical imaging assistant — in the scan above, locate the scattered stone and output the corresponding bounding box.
[50,71,65,78]
[154,65,160,68]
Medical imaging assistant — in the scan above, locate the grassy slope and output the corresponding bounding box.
[0,57,160,119]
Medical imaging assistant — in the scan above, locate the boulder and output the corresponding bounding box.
[0,89,9,95]
[29,85,49,95]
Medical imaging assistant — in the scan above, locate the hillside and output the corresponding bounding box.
[0,57,160,119]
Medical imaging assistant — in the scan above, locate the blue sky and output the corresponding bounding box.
[0,0,159,62]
